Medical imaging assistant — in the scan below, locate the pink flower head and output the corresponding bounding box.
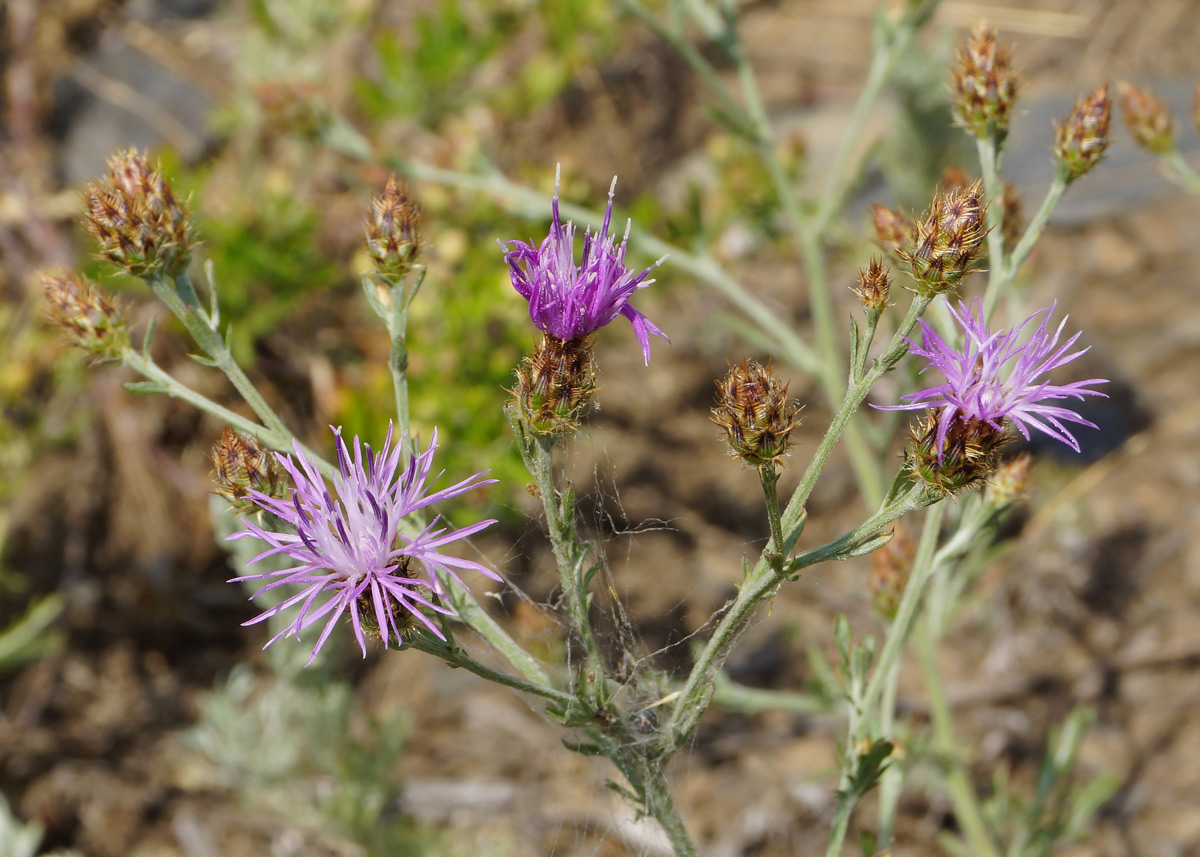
[502,167,669,364]
[878,299,1108,461]
[228,424,499,664]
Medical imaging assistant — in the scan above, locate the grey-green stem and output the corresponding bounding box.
[982,172,1068,321]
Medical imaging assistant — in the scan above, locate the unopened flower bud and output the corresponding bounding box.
[1054,84,1112,183]
[951,23,1019,143]
[985,452,1031,509]
[515,335,596,435]
[365,176,422,281]
[712,359,803,468]
[43,272,128,360]
[868,524,914,620]
[871,204,910,261]
[210,427,288,513]
[84,149,194,278]
[1117,81,1175,155]
[906,410,1007,495]
[853,258,891,314]
[902,181,987,294]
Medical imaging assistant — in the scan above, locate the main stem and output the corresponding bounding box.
[529,435,607,704]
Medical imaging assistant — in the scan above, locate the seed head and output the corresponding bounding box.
[42,272,128,360]
[1117,81,1175,155]
[1053,84,1112,183]
[901,181,987,294]
[83,149,194,278]
[853,258,892,314]
[210,427,288,514]
[365,176,422,282]
[871,204,911,262]
[951,23,1019,143]
[712,359,803,468]
[515,335,597,435]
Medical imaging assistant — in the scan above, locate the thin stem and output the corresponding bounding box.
[1163,149,1200,194]
[665,482,928,751]
[644,764,699,857]
[439,577,554,687]
[386,274,419,439]
[527,433,607,703]
[982,175,1067,320]
[147,271,291,438]
[407,633,568,706]
[120,346,339,482]
[825,796,856,857]
[916,622,1001,857]
[975,137,1007,302]
[760,463,784,559]
[855,502,943,724]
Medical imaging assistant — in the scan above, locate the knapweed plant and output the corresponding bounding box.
[45,4,1129,855]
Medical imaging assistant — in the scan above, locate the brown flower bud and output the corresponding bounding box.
[853,258,892,314]
[712,359,803,468]
[906,410,1008,495]
[515,335,596,435]
[43,272,128,360]
[1054,84,1112,183]
[871,204,910,261]
[84,149,194,278]
[985,452,1032,509]
[365,176,422,281]
[210,427,288,513]
[902,181,987,294]
[1117,81,1175,155]
[951,23,1019,143]
[1000,182,1023,254]
[868,524,914,620]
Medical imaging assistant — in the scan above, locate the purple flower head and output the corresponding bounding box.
[878,299,1108,461]
[502,166,669,364]
[228,424,499,664]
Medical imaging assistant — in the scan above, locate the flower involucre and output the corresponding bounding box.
[879,299,1107,460]
[228,425,499,663]
[503,169,669,364]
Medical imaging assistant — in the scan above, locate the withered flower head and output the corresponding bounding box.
[901,181,987,294]
[365,176,422,281]
[951,23,1019,142]
[515,334,597,435]
[985,452,1032,509]
[43,272,128,360]
[84,149,194,278]
[1054,84,1113,183]
[210,427,288,512]
[1117,81,1175,155]
[853,258,892,314]
[871,204,911,261]
[712,359,803,468]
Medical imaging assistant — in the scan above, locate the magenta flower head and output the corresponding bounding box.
[880,299,1108,462]
[228,424,499,664]
[502,166,669,364]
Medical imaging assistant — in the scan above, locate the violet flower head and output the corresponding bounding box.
[879,299,1108,461]
[228,424,499,664]
[502,167,669,364]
